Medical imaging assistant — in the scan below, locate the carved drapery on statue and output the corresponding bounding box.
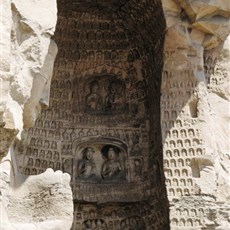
[74,139,127,182]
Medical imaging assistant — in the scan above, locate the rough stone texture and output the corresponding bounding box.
[1,169,73,230]
[14,1,169,229]
[0,0,73,229]
[162,0,230,229]
[0,0,11,73]
[0,0,229,229]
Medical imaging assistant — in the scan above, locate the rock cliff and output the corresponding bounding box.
[0,0,229,229]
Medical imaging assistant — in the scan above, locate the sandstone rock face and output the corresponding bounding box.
[162,0,230,229]
[1,169,73,230]
[0,0,73,229]
[13,1,169,229]
[0,0,229,229]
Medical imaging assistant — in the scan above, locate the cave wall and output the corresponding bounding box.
[162,0,230,229]
[0,0,229,230]
[14,0,169,229]
[0,0,73,229]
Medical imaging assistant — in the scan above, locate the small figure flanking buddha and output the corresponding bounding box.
[101,146,124,181]
[77,147,97,179]
[85,80,103,112]
[104,81,125,112]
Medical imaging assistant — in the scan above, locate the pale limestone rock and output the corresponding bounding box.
[0,0,11,73]
[1,167,73,230]
[0,0,58,156]
[10,0,58,130]
[163,0,230,49]
[173,0,230,21]
[0,0,73,229]
[1,0,58,146]
[162,0,230,229]
[23,40,58,128]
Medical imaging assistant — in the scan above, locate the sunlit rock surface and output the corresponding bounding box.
[0,0,229,229]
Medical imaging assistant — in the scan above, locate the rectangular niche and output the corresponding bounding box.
[70,137,148,203]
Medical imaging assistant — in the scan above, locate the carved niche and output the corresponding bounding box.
[72,75,128,115]
[73,137,127,183]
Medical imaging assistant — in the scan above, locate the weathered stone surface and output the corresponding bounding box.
[2,169,73,230]
[13,1,169,229]
[11,0,58,130]
[0,0,11,73]
[0,0,229,229]
[0,0,73,229]
[162,0,230,229]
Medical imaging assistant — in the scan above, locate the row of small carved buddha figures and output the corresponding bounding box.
[174,208,205,217]
[50,89,71,100]
[55,26,128,39]
[51,79,72,89]
[161,81,198,90]
[164,138,202,149]
[162,69,194,79]
[25,148,60,160]
[162,110,179,120]
[164,158,192,168]
[56,51,132,66]
[26,158,60,170]
[57,13,122,25]
[167,187,195,197]
[55,39,131,51]
[165,178,194,187]
[171,218,203,227]
[74,205,155,220]
[162,119,184,128]
[164,167,190,177]
[38,109,72,120]
[57,49,129,61]
[164,147,204,158]
[27,128,146,145]
[161,101,191,110]
[73,211,166,229]
[23,166,57,176]
[56,25,128,39]
[37,109,134,124]
[53,58,134,72]
[38,110,138,126]
[164,128,199,138]
[28,138,58,149]
[35,119,64,129]
[49,99,71,110]
[74,216,147,230]
[27,128,66,140]
[28,143,145,160]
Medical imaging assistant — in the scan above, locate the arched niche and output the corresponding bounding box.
[73,137,128,183]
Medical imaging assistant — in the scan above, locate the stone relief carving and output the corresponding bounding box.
[85,81,103,112]
[12,2,169,229]
[0,0,228,229]
[82,219,107,230]
[101,145,124,181]
[73,75,128,115]
[71,201,160,230]
[120,216,146,230]
[74,141,126,184]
